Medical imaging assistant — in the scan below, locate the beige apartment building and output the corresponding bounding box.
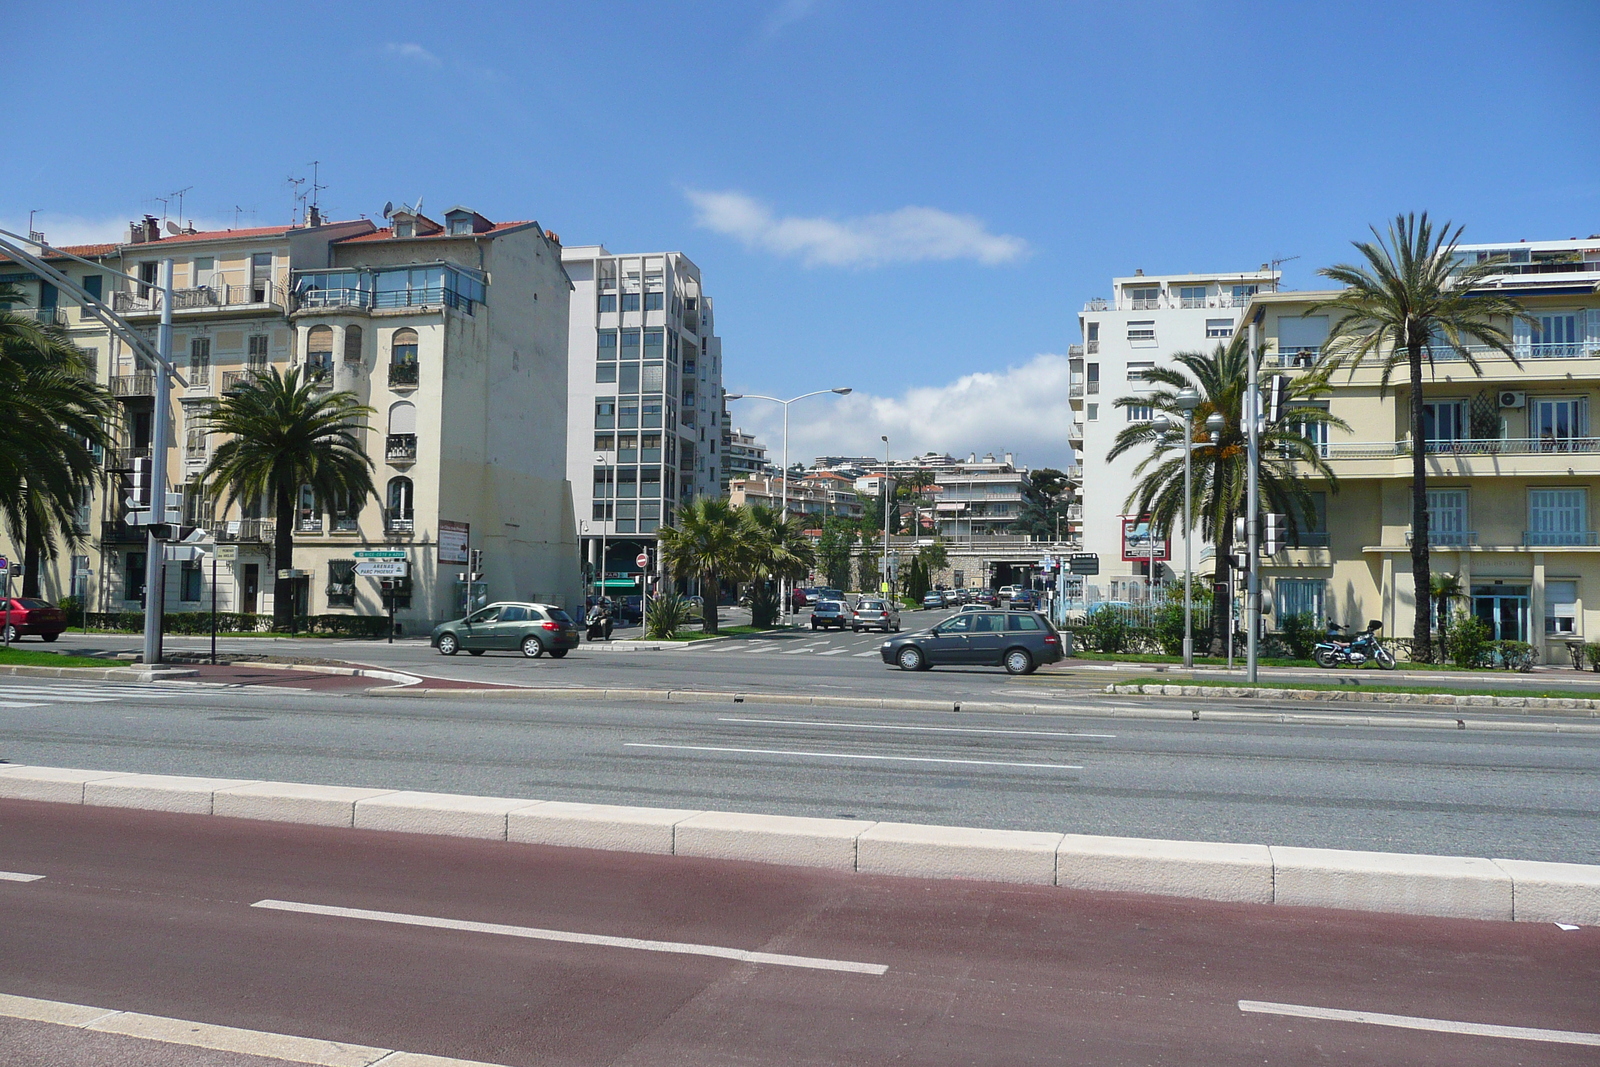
[1252,237,1600,662]
[1,205,581,630]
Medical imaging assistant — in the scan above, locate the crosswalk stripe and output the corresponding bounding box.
[0,700,47,709]
[819,649,849,656]
[853,651,878,657]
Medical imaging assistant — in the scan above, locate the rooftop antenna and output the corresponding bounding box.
[232,205,254,228]
[286,174,306,225]
[151,194,170,226]
[307,160,327,213]
[168,186,193,230]
[412,195,424,217]
[1269,254,1300,287]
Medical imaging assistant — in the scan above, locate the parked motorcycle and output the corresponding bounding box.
[1314,620,1396,669]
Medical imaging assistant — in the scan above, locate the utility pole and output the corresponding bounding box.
[1246,314,1262,683]
[144,259,174,667]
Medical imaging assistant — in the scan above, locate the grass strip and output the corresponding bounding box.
[0,647,121,669]
[1135,676,1600,700]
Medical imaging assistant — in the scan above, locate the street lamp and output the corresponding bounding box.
[1153,388,1220,668]
[594,452,609,621]
[881,435,890,597]
[724,387,852,617]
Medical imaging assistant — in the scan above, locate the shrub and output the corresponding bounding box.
[1279,612,1320,661]
[1077,606,1130,654]
[1445,612,1492,669]
[1490,640,1535,672]
[749,582,782,628]
[646,593,693,639]
[1585,642,1600,673]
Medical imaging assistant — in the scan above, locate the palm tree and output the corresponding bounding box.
[0,286,114,595]
[1430,571,1465,634]
[198,367,376,630]
[1108,333,1346,655]
[1309,213,1530,661]
[738,504,816,626]
[656,497,745,634]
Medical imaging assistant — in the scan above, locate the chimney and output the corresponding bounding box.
[967,452,977,463]
[1134,268,1143,276]
[1004,452,1014,467]
[308,204,323,228]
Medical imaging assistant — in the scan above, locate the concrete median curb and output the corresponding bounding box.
[1110,681,1600,714]
[0,663,198,682]
[2,762,1597,925]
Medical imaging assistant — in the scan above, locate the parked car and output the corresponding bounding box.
[790,587,817,612]
[810,600,850,630]
[431,602,579,658]
[1,597,67,642]
[851,598,901,633]
[920,591,945,610]
[880,610,1063,675]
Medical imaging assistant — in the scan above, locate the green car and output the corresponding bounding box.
[431,602,579,658]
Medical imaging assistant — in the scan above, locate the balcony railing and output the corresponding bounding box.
[1082,298,1109,312]
[388,361,420,388]
[20,306,67,326]
[1086,340,1099,354]
[297,516,323,533]
[112,446,150,470]
[221,367,269,392]
[1129,298,1162,311]
[384,508,415,533]
[1405,530,1478,546]
[113,284,288,315]
[1318,437,1600,460]
[386,433,418,462]
[1069,382,1084,398]
[110,373,155,397]
[186,365,211,391]
[210,518,274,543]
[1524,530,1600,546]
[1067,344,1084,358]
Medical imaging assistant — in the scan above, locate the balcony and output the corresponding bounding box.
[386,433,418,463]
[185,365,211,393]
[1082,298,1109,312]
[297,515,323,533]
[20,307,67,326]
[100,519,145,543]
[1086,340,1099,354]
[388,362,420,388]
[113,284,287,316]
[210,518,274,543]
[1069,382,1084,398]
[384,508,415,534]
[1405,530,1478,547]
[1524,530,1600,547]
[221,368,269,393]
[110,373,155,398]
[1324,437,1600,460]
[111,446,150,470]
[1130,298,1162,311]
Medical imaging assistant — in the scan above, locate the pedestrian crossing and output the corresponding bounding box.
[0,682,184,709]
[684,634,890,659]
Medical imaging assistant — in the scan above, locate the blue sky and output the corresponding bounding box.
[7,1,1598,469]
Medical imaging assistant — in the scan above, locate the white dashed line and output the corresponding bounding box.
[719,717,1114,739]
[624,742,1082,770]
[1239,1000,1600,1047]
[0,871,45,883]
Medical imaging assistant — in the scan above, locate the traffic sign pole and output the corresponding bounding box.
[1,554,10,648]
[143,257,174,668]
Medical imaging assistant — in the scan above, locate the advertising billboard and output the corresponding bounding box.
[439,520,470,564]
[1121,517,1171,562]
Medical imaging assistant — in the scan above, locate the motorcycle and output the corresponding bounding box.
[585,602,614,642]
[1314,620,1396,670]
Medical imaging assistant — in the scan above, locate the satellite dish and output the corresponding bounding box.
[412,195,423,216]
[165,220,181,235]
[382,201,393,219]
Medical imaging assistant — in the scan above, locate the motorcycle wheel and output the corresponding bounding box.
[1375,646,1397,670]
[1314,648,1340,669]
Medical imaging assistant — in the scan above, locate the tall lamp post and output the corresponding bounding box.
[594,453,609,623]
[880,435,890,596]
[724,388,851,617]
[1154,389,1222,669]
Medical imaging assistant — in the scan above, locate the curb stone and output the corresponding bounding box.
[1108,682,1600,715]
[0,664,197,683]
[1,762,1595,925]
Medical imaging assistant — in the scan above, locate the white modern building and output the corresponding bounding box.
[561,246,724,583]
[723,426,771,483]
[1072,267,1279,598]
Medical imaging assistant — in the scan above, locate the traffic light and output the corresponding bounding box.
[469,548,484,583]
[1262,513,1286,555]
[1265,374,1289,424]
[125,458,152,512]
[1230,549,1250,572]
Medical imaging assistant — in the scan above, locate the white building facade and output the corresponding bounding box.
[1072,268,1278,597]
[561,246,724,581]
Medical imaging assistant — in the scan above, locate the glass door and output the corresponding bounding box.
[1471,585,1529,641]
[1533,397,1587,449]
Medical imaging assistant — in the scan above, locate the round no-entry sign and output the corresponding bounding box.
[636,552,650,568]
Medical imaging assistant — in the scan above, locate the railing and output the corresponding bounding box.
[297,516,323,533]
[19,306,67,325]
[1179,296,1207,309]
[1068,422,1084,438]
[1087,381,1099,394]
[1067,344,1084,358]
[332,516,359,532]
[1066,505,1084,521]
[371,286,474,314]
[1129,298,1161,310]
[1086,340,1099,354]
[386,433,418,462]
[186,365,211,390]
[1405,530,1477,546]
[211,518,274,542]
[1319,437,1600,460]
[110,373,155,397]
[172,286,221,310]
[388,362,420,387]
[384,508,415,533]
[1069,383,1084,398]
[112,446,150,469]
[113,284,288,314]
[296,288,371,310]
[1082,298,1109,312]
[1272,347,1322,368]
[221,368,269,392]
[1524,530,1600,546]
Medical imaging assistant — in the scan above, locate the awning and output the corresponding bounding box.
[598,578,641,589]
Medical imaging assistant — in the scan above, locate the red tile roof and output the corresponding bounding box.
[0,242,118,265]
[337,221,537,243]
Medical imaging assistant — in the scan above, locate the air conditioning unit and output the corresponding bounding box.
[1499,391,1526,409]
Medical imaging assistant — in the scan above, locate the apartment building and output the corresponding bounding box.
[1,205,582,628]
[1253,236,1600,662]
[726,472,863,522]
[1073,267,1279,596]
[561,246,725,582]
[723,427,771,482]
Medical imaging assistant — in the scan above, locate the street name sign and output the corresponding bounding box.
[354,550,407,559]
[215,545,239,562]
[354,561,409,577]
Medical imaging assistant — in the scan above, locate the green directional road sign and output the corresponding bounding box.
[354,550,408,559]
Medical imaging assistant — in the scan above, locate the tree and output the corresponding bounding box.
[657,497,745,634]
[198,368,376,631]
[918,537,948,576]
[1011,468,1071,540]
[856,538,881,594]
[1108,333,1346,656]
[0,286,114,595]
[816,517,857,590]
[895,469,937,536]
[1309,213,1529,662]
[1430,571,1465,635]
[738,504,816,626]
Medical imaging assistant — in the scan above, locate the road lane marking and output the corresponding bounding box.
[853,651,878,657]
[0,700,47,708]
[0,991,508,1066]
[625,742,1082,770]
[252,899,887,975]
[1238,1000,1600,1047]
[820,648,850,655]
[0,871,45,882]
[718,716,1115,739]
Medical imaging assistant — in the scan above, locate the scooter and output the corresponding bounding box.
[1314,620,1396,669]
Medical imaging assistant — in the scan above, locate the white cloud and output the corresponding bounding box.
[760,0,820,39]
[686,190,1028,268]
[384,42,441,66]
[726,353,1078,473]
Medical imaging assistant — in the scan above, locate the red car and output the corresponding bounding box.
[2,597,67,642]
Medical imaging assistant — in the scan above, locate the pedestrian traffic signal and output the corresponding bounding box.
[1265,374,1289,424]
[1262,513,1286,555]
[125,458,152,511]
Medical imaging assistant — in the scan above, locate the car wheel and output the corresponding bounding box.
[437,633,459,656]
[521,636,545,658]
[1004,648,1034,675]
[41,632,59,643]
[550,649,569,659]
[896,646,926,672]
[852,625,861,632]
[468,649,485,656]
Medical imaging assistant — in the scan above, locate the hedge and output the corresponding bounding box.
[80,612,392,637]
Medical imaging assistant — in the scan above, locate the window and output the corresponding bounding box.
[593,466,614,498]
[619,363,641,393]
[1206,318,1234,338]
[1232,284,1259,305]
[1528,488,1589,545]
[1291,491,1328,547]
[1546,580,1579,635]
[1536,312,1580,358]
[1422,399,1468,443]
[616,468,637,497]
[641,466,661,498]
[643,329,664,358]
[248,334,269,368]
[621,292,641,312]
[615,500,636,533]
[594,433,614,452]
[81,275,102,319]
[596,292,618,313]
[1126,404,1152,422]
[1178,285,1207,308]
[1275,578,1326,623]
[641,434,662,462]
[298,484,321,531]
[343,325,362,364]
[1277,315,1328,363]
[192,257,214,283]
[619,400,639,429]
[1087,403,1098,421]
[250,253,272,301]
[1127,321,1156,345]
[644,291,664,311]
[1006,613,1042,632]
[331,488,360,531]
[1290,402,1330,456]
[138,262,158,298]
[327,560,356,607]
[1427,488,1469,545]
[594,398,616,429]
[642,398,663,428]
[595,363,617,383]
[189,336,211,371]
[180,560,203,603]
[395,219,415,238]
[596,331,617,359]
[617,434,639,463]
[621,329,640,360]
[1086,363,1099,393]
[642,363,665,392]
[1127,361,1155,383]
[1129,287,1160,310]
[305,326,333,378]
[386,477,413,526]
[390,328,419,366]
[1086,322,1100,343]
[1533,396,1587,447]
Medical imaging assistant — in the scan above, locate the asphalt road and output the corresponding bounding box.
[3,801,1596,1067]
[2,676,1597,863]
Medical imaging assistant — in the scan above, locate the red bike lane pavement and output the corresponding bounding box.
[0,798,1594,1066]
